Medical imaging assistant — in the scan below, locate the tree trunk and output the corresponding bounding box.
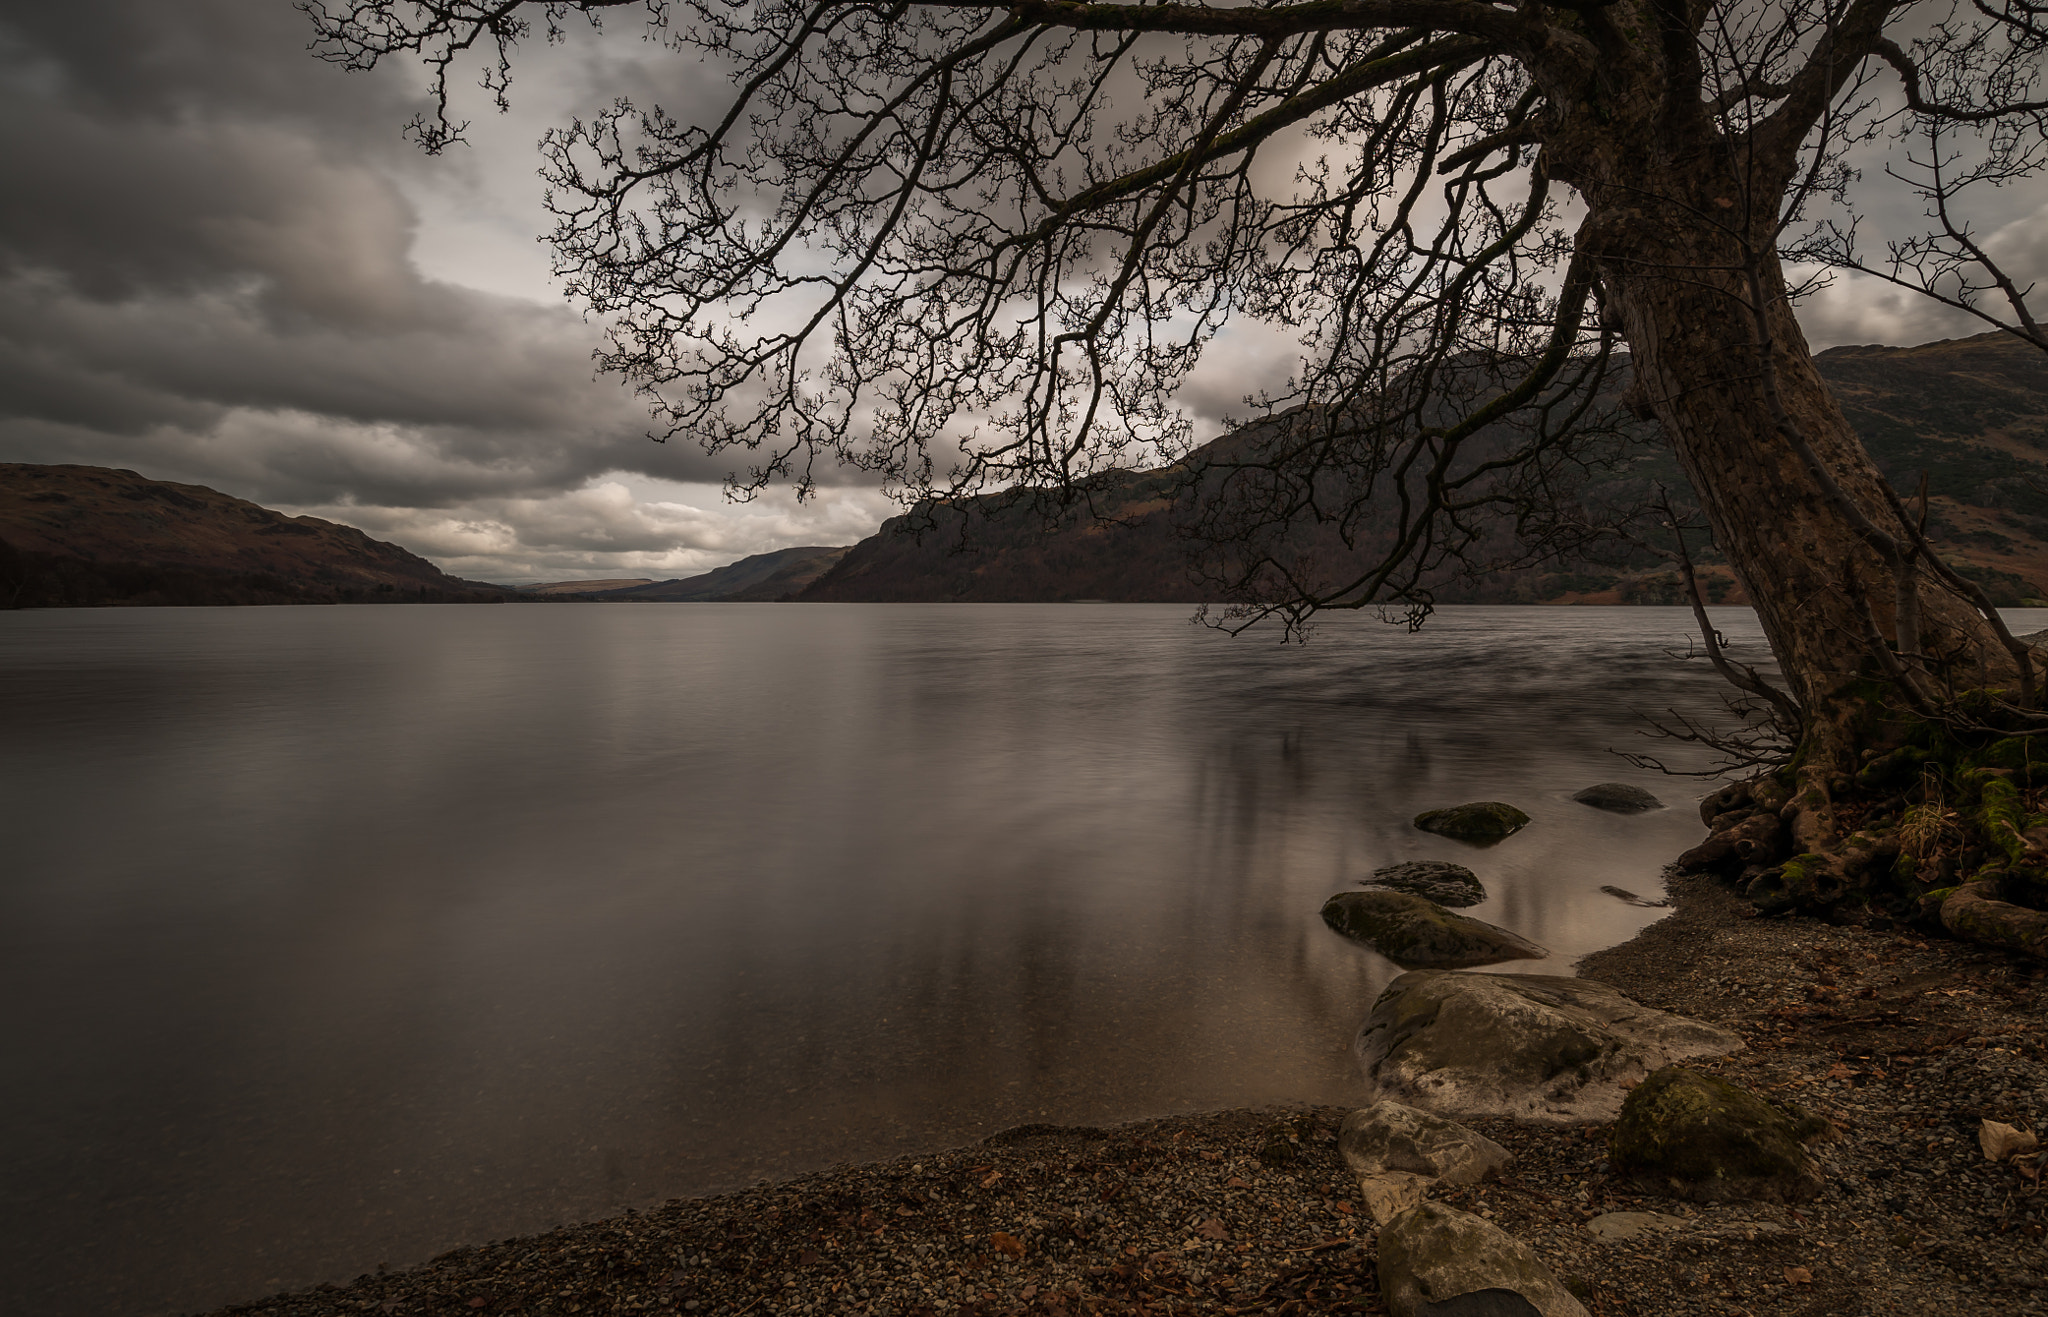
[1582,181,2024,871]
[1608,237,2012,701]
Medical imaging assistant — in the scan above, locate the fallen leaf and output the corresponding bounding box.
[1333,1201,1355,1215]
[1784,1266,1813,1285]
[991,1231,1025,1260]
[1980,1119,2040,1162]
[1199,1218,1229,1240]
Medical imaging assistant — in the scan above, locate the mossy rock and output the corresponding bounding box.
[1360,860,1487,908]
[1322,891,1548,967]
[1413,801,1531,844]
[1608,1066,1826,1202]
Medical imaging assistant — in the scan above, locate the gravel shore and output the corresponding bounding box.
[202,869,2048,1317]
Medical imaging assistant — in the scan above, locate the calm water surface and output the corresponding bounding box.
[0,602,1902,1315]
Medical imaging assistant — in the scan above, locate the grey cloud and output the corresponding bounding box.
[295,482,896,582]
[2,0,423,136]
[0,2,799,534]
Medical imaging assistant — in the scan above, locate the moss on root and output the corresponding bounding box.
[1687,707,2048,956]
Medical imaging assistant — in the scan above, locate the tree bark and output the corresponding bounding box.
[1593,200,2017,734]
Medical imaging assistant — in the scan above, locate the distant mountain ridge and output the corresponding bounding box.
[8,334,2040,611]
[795,332,2048,607]
[518,577,657,595]
[593,546,852,601]
[0,464,505,608]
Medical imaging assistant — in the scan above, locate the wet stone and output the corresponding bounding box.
[1413,802,1532,845]
[1322,891,1548,968]
[1362,861,1488,908]
[1571,783,1664,813]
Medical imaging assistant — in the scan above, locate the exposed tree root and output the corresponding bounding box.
[1941,879,2048,959]
[1676,718,2048,959]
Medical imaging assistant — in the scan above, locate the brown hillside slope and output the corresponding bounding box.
[799,333,2048,606]
[593,546,852,601]
[0,464,505,608]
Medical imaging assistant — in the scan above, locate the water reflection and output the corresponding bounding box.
[3,602,1965,1317]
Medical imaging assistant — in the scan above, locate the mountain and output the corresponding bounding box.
[595,546,852,601]
[796,332,2048,606]
[1810,334,2048,603]
[0,464,506,608]
[517,578,658,595]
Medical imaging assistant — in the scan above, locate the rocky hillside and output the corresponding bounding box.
[0,464,506,608]
[797,332,2048,606]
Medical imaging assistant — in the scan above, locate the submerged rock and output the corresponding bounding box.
[1322,891,1548,968]
[1414,802,1531,844]
[1598,884,1671,908]
[1361,860,1487,908]
[1571,783,1664,813]
[1608,1066,1827,1202]
[1356,972,1744,1124]
[1377,1202,1590,1317]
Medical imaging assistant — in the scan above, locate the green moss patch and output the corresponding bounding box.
[1609,1066,1824,1203]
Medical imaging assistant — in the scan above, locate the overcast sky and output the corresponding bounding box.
[2,3,2042,584]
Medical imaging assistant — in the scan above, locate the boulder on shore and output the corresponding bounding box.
[1571,783,1664,813]
[1377,1202,1590,1317]
[1608,1065,1827,1202]
[1340,1100,1513,1186]
[1322,891,1548,968]
[1360,860,1487,908]
[1356,972,1744,1124]
[1413,801,1531,844]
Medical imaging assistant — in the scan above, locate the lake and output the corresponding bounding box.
[0,601,1852,1315]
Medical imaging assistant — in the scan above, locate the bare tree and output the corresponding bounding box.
[307,0,2048,941]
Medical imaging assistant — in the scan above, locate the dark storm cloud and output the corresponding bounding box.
[0,0,823,562]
